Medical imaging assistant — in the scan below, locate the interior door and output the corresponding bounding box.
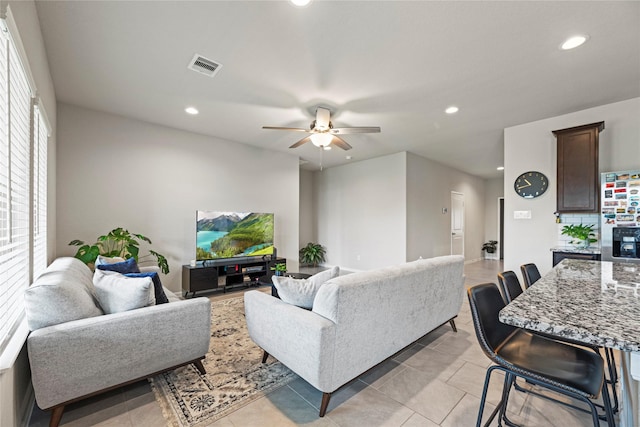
[499,197,504,260]
[451,192,464,256]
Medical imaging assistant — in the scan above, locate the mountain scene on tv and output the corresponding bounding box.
[196,212,274,260]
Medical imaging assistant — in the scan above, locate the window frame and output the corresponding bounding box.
[0,10,51,357]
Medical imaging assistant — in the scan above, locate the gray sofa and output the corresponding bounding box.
[24,257,211,427]
[244,254,465,416]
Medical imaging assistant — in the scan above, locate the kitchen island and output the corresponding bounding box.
[500,259,640,426]
[551,246,602,266]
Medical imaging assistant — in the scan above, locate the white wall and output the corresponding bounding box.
[56,103,301,291]
[504,97,640,278]
[313,151,487,271]
[299,169,315,248]
[314,152,407,271]
[407,152,488,262]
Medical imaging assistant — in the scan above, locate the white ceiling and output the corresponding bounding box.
[35,1,640,178]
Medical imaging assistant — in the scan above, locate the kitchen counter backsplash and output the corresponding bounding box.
[556,213,601,250]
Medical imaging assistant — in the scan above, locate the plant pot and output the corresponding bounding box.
[571,239,591,249]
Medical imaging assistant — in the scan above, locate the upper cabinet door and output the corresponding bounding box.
[553,121,604,213]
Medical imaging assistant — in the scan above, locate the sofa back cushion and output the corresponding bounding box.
[24,257,104,331]
[312,255,465,390]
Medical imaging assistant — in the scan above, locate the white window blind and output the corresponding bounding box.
[0,29,9,349]
[0,21,35,351]
[32,104,47,279]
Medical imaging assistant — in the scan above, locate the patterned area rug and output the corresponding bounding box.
[149,295,296,426]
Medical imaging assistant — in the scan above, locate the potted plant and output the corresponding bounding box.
[69,227,170,274]
[561,223,597,249]
[299,242,326,267]
[481,240,498,254]
[270,263,287,276]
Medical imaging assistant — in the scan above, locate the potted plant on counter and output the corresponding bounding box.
[561,223,598,249]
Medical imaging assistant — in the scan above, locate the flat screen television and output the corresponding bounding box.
[196,211,274,261]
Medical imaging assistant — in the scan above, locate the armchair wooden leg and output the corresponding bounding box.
[319,392,331,417]
[262,350,269,363]
[449,319,457,332]
[49,405,65,427]
[193,359,206,375]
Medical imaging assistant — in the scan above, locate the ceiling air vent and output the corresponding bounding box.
[188,54,223,78]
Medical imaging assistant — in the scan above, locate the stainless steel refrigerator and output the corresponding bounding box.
[600,170,640,263]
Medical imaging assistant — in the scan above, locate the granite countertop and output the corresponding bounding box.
[499,259,640,351]
[550,246,601,255]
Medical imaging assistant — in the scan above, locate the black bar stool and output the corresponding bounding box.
[467,283,616,427]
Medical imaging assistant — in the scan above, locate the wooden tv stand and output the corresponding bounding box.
[182,257,286,298]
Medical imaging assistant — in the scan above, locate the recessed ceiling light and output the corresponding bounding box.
[290,0,311,6]
[445,106,459,114]
[346,156,352,160]
[561,35,588,50]
[185,107,199,115]
[497,166,505,171]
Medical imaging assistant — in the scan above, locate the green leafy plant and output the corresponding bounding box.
[270,263,287,276]
[561,223,597,248]
[69,227,170,274]
[481,240,498,254]
[299,242,327,267]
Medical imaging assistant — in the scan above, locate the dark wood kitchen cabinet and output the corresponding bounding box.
[553,121,604,213]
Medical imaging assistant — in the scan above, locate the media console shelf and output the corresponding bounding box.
[182,257,286,298]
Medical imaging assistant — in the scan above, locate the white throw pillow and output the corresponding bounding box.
[272,266,340,309]
[93,269,155,314]
[95,255,126,266]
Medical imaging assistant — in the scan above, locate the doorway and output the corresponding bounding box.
[451,192,464,256]
[499,197,504,260]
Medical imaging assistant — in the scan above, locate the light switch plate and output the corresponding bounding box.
[514,210,532,219]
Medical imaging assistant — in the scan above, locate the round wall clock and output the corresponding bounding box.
[514,171,548,198]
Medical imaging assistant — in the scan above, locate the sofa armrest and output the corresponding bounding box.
[244,290,336,392]
[28,297,211,410]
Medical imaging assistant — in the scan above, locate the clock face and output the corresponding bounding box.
[514,171,548,198]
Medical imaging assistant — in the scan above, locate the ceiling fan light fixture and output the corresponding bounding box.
[561,35,588,50]
[310,133,333,147]
[290,0,311,6]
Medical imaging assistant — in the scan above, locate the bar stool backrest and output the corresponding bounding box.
[520,263,541,289]
[467,283,517,359]
[497,271,523,304]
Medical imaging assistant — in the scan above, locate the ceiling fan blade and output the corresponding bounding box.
[315,107,331,130]
[262,126,309,132]
[330,127,381,134]
[289,136,312,149]
[331,135,352,151]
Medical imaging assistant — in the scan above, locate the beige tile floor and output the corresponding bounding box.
[28,260,616,426]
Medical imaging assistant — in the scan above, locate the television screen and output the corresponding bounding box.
[196,211,274,260]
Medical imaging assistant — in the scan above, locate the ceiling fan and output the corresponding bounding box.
[262,107,381,150]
